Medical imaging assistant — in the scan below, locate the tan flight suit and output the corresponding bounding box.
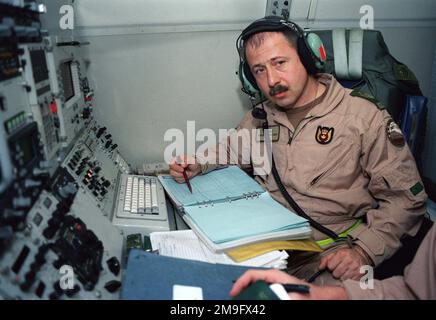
[197,74,427,284]
[342,224,436,299]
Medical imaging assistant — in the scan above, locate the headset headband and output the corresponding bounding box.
[237,17,304,57]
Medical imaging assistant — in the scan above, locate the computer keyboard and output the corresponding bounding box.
[123,176,159,214]
[114,174,168,221]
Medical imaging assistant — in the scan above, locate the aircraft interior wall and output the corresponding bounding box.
[41,0,436,174]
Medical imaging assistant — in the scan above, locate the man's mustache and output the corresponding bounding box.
[269,85,288,96]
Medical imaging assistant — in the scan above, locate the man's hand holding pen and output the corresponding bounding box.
[169,155,202,186]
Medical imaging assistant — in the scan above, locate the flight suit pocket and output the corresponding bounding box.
[374,165,427,205]
[307,143,357,191]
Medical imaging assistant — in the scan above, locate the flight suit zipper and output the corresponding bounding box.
[288,131,293,144]
[310,172,326,186]
[285,115,330,188]
[287,115,319,145]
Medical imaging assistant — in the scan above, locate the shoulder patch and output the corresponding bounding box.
[386,118,405,147]
[350,90,386,111]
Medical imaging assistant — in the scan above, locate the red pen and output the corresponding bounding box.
[182,169,192,193]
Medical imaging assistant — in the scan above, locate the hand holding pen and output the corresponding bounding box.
[169,155,201,192]
[230,269,313,300]
[230,269,349,300]
[182,168,193,193]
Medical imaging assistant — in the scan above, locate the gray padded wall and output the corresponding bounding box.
[78,31,250,168]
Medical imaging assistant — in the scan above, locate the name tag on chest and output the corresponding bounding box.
[256,126,280,142]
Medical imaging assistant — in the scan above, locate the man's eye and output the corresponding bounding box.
[254,68,264,75]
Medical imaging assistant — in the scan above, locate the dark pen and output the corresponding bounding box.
[282,284,311,294]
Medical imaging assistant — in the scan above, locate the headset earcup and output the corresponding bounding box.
[297,37,317,75]
[306,33,326,69]
[239,61,259,95]
[297,33,326,74]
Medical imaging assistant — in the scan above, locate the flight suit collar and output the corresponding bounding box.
[266,74,346,130]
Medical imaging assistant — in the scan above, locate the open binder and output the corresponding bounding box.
[158,166,311,252]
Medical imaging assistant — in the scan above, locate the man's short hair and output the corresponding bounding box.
[244,29,298,55]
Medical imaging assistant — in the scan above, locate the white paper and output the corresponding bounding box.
[150,230,288,268]
[173,284,203,300]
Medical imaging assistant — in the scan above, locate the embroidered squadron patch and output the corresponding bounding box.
[315,126,334,144]
[386,119,405,147]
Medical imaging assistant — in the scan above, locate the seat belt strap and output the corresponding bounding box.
[348,29,364,80]
[332,28,349,79]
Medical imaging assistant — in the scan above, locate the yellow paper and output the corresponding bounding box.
[226,239,322,263]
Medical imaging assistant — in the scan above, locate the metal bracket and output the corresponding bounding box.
[265,0,292,20]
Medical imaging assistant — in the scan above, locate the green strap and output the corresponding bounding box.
[316,219,363,248]
[350,90,387,111]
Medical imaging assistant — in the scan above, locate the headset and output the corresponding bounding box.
[236,16,326,97]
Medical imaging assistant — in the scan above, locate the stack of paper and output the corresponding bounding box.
[150,230,289,269]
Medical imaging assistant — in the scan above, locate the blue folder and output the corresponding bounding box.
[121,249,264,300]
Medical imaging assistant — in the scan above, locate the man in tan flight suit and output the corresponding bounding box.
[230,224,436,299]
[169,17,427,285]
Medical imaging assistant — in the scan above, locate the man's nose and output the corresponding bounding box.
[267,68,280,88]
